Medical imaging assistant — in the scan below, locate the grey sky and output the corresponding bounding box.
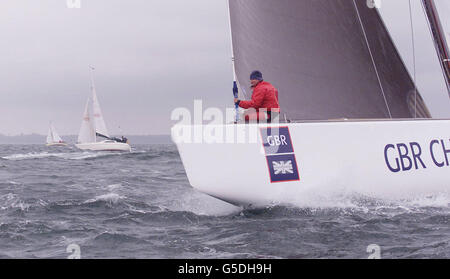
[0,0,449,136]
[0,0,233,136]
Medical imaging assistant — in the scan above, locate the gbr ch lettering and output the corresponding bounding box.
[384,139,450,172]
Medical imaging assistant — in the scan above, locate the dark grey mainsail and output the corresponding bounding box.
[229,0,431,120]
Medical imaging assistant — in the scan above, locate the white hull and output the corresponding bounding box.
[172,119,450,207]
[75,141,131,152]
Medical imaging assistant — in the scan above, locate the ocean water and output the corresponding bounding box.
[0,144,449,259]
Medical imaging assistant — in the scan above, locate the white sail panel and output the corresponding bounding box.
[50,123,63,143]
[77,98,96,144]
[91,87,110,138]
[46,126,53,144]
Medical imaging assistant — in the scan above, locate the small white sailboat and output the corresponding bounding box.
[46,122,68,146]
[75,68,131,152]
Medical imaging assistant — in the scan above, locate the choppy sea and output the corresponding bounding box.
[0,144,449,259]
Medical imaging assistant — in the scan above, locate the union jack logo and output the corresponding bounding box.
[273,160,294,175]
[263,127,300,183]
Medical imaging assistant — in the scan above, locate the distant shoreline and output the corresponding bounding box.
[0,134,172,144]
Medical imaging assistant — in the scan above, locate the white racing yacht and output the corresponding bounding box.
[75,68,131,152]
[173,0,450,207]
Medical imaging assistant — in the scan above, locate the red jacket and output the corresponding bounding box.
[239,81,280,112]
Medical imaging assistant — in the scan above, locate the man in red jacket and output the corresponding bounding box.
[234,70,280,123]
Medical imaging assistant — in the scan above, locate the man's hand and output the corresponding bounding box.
[234,98,240,104]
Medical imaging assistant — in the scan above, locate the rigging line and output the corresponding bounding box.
[352,0,393,119]
[409,0,418,118]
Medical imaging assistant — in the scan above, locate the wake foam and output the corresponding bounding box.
[261,178,450,213]
[2,152,57,160]
[276,190,450,216]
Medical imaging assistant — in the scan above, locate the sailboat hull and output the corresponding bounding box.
[172,119,450,207]
[75,141,131,152]
[46,143,68,147]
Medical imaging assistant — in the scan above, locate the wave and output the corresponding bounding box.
[0,148,178,162]
[0,193,48,212]
[124,150,180,161]
[2,152,59,160]
[83,193,125,205]
[93,232,148,245]
[1,151,126,161]
[42,195,162,216]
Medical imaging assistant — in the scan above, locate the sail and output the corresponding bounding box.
[51,123,63,143]
[77,98,96,144]
[91,85,110,138]
[229,0,432,120]
[46,126,53,144]
[47,122,63,143]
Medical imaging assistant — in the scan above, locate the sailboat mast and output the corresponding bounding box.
[89,66,96,92]
[422,0,450,94]
[227,0,237,83]
[227,0,239,123]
